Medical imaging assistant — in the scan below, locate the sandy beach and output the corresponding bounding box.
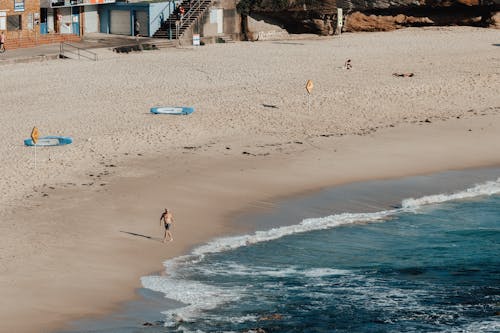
[0,26,499,332]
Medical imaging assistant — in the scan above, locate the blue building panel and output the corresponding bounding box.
[98,2,173,37]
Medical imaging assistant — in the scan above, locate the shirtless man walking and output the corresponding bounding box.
[160,208,174,242]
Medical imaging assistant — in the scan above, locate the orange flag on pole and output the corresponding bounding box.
[31,127,39,145]
[305,80,314,94]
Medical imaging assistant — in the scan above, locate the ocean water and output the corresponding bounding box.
[59,173,500,333]
[138,177,500,333]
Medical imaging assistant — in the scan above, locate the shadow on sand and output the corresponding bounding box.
[120,230,162,242]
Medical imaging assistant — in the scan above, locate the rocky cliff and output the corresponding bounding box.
[239,0,500,36]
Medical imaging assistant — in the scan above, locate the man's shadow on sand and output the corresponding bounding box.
[120,231,163,242]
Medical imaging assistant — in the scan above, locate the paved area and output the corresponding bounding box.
[0,33,174,65]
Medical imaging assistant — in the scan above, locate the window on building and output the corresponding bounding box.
[7,15,22,30]
[0,13,6,31]
[51,0,65,7]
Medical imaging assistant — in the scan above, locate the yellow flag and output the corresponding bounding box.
[31,127,39,144]
[306,80,314,94]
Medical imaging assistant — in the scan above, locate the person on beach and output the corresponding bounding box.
[160,208,175,242]
[344,59,352,70]
[0,32,6,52]
[179,6,185,20]
[134,19,141,36]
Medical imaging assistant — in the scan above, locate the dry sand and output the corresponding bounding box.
[0,27,499,332]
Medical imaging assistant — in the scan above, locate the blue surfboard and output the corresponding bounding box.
[24,136,73,147]
[150,106,194,115]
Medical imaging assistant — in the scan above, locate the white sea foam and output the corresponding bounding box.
[402,177,500,210]
[303,268,352,277]
[447,319,500,333]
[191,178,500,259]
[192,262,351,278]
[191,210,396,258]
[141,178,500,328]
[140,275,244,327]
[226,314,259,324]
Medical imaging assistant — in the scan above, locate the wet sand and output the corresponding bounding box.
[58,166,500,332]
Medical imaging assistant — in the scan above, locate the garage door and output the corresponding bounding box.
[110,10,130,35]
[84,5,98,33]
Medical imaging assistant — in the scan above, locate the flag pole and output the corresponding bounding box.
[31,127,39,169]
[305,80,313,112]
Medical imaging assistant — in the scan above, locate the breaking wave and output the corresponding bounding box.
[141,177,500,328]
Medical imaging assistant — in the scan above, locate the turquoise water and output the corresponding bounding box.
[141,180,500,332]
[60,175,500,333]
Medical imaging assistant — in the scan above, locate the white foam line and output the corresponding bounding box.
[402,177,500,210]
[141,178,500,327]
[192,210,396,257]
[189,262,352,278]
[192,178,500,257]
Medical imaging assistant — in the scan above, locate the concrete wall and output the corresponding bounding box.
[191,0,240,43]
[247,13,289,41]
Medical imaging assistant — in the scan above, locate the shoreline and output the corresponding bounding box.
[3,114,500,333]
[0,27,499,332]
[58,165,500,332]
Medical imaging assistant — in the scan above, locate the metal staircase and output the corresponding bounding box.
[153,0,213,40]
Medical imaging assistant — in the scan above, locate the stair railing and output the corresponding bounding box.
[163,0,211,40]
[60,42,97,61]
[151,2,175,35]
[178,0,210,35]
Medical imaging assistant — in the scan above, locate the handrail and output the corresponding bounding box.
[180,0,205,29]
[163,0,212,40]
[151,2,174,28]
[59,42,98,61]
[175,0,211,38]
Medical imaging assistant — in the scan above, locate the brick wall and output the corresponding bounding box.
[0,0,81,49]
[3,32,81,49]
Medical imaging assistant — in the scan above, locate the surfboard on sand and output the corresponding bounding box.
[24,136,73,147]
[150,106,195,115]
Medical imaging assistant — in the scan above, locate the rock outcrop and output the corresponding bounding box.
[240,0,500,36]
[343,0,499,31]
